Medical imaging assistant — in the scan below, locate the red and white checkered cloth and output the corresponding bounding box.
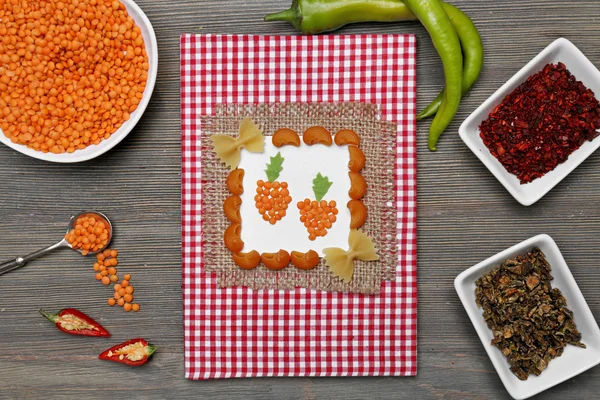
[181,34,417,379]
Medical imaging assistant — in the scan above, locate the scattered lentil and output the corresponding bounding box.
[90,248,140,312]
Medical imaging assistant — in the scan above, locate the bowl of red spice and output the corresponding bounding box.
[459,38,600,206]
[0,0,158,163]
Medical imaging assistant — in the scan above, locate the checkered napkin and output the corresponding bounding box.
[181,34,417,379]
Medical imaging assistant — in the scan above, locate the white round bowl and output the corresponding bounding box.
[0,0,158,163]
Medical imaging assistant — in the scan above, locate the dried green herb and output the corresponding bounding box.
[475,248,585,380]
[265,152,284,182]
[312,173,333,202]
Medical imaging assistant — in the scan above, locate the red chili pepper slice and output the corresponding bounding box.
[99,338,157,366]
[39,308,110,337]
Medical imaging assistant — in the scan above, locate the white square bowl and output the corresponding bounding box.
[459,38,600,206]
[454,234,600,400]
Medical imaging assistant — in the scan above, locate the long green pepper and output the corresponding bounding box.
[266,0,483,121]
[265,0,418,34]
[417,2,483,121]
[266,0,476,151]
[398,0,462,150]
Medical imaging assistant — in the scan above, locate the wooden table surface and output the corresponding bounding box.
[2,0,600,398]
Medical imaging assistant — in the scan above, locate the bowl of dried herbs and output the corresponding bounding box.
[455,234,600,400]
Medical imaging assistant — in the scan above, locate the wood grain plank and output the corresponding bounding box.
[2,0,600,399]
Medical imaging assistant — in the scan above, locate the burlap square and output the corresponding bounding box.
[200,103,398,294]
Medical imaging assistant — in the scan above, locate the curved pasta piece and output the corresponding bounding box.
[210,118,265,170]
[303,126,333,146]
[226,169,245,195]
[323,229,379,283]
[261,250,291,270]
[347,200,367,229]
[348,146,365,172]
[223,195,242,223]
[291,250,320,270]
[233,251,261,270]
[348,172,367,200]
[272,128,301,147]
[334,129,360,146]
[224,223,244,253]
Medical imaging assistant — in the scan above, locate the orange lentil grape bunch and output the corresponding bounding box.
[95,249,140,312]
[297,199,338,241]
[254,179,292,225]
[0,0,149,154]
[65,214,110,256]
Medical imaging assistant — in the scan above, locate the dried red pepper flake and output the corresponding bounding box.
[479,62,600,184]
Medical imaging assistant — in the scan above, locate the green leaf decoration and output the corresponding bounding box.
[265,152,284,182]
[313,173,333,202]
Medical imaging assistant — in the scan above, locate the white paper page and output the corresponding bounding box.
[238,139,351,255]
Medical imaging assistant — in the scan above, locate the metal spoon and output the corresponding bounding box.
[0,211,112,276]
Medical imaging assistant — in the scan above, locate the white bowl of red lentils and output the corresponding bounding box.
[0,0,158,163]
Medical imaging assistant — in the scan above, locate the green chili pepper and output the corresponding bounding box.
[266,0,470,151]
[264,0,417,34]
[402,0,462,151]
[417,2,483,121]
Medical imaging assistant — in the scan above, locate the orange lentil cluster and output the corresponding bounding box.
[65,214,110,256]
[254,179,292,225]
[0,0,149,153]
[94,249,139,312]
[297,199,338,241]
[94,248,119,284]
